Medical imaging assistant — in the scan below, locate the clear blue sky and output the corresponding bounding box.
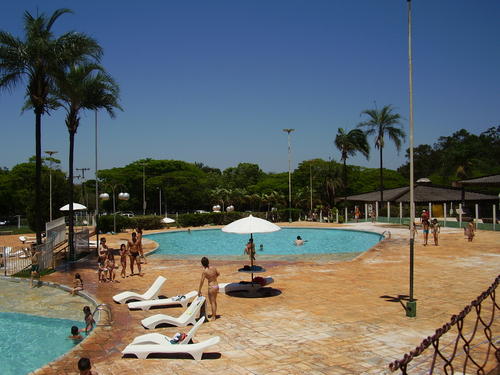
[1,1,499,177]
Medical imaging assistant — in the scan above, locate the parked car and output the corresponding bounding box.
[119,212,135,218]
[194,210,208,214]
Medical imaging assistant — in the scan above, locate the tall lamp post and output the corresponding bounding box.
[283,128,295,223]
[99,185,130,233]
[141,163,146,215]
[44,150,58,221]
[406,0,416,318]
[157,187,162,216]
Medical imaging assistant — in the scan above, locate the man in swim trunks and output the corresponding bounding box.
[136,227,147,264]
[127,232,142,276]
[30,245,41,288]
[198,257,220,321]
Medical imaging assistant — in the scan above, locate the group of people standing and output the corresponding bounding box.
[97,228,145,282]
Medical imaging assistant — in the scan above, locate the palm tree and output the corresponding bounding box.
[358,105,406,203]
[53,63,120,260]
[0,9,102,244]
[334,128,369,203]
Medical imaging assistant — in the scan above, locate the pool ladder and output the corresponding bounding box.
[93,304,113,326]
[381,230,391,239]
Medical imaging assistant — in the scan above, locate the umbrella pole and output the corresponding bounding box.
[250,233,254,283]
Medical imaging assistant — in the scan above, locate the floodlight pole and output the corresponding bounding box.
[142,164,146,215]
[283,128,295,223]
[406,0,416,318]
[44,150,58,221]
[95,110,99,246]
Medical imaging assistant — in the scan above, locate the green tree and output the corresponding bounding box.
[358,105,406,203]
[0,8,101,243]
[54,63,120,259]
[334,128,369,203]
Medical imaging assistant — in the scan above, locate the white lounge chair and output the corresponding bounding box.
[128,290,198,311]
[122,336,220,360]
[141,296,205,329]
[19,236,36,244]
[219,277,274,293]
[113,276,167,304]
[131,316,205,345]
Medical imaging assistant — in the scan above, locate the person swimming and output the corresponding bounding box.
[294,236,305,246]
[69,325,83,341]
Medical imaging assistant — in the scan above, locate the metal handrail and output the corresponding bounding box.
[93,303,113,326]
[381,230,392,239]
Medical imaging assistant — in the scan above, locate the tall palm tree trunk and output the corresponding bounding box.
[379,146,384,204]
[68,130,75,261]
[343,158,348,205]
[35,111,43,245]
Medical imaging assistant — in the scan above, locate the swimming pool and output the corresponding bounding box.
[0,279,91,375]
[147,227,382,258]
[0,312,82,375]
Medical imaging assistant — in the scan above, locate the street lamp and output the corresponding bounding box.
[283,128,295,223]
[141,163,146,215]
[44,150,58,221]
[99,185,130,233]
[406,0,416,318]
[157,187,162,216]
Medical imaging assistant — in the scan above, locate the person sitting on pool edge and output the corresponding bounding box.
[294,236,305,246]
[78,357,98,375]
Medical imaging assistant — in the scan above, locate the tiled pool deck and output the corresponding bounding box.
[5,222,499,375]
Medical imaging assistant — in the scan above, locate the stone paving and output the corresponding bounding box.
[1,223,498,375]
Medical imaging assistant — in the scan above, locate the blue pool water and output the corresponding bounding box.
[147,227,382,257]
[0,312,82,375]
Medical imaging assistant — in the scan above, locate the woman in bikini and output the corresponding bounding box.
[198,257,220,321]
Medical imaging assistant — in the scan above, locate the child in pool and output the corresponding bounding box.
[82,306,95,333]
[69,325,83,341]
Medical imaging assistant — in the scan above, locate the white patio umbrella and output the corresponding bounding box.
[59,203,87,211]
[222,215,281,284]
[222,215,281,265]
[161,217,175,224]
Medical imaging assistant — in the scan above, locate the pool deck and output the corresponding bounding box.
[2,222,499,375]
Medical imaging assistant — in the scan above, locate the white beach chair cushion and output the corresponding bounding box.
[131,316,205,345]
[122,336,220,361]
[112,276,167,304]
[141,296,205,329]
[128,290,198,311]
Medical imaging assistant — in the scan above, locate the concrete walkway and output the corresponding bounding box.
[18,223,500,374]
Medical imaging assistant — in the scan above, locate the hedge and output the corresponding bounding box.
[97,215,164,233]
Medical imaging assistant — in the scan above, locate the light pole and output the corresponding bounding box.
[44,150,58,221]
[95,110,99,244]
[141,163,146,215]
[99,185,129,233]
[406,0,416,318]
[157,187,162,216]
[283,129,295,222]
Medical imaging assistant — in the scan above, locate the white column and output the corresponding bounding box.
[336,210,339,223]
[365,203,368,221]
[475,203,479,226]
[345,207,348,223]
[375,201,379,219]
[387,202,391,222]
[444,203,447,227]
[428,202,432,220]
[399,202,402,224]
[459,203,463,226]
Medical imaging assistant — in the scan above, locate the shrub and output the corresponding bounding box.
[97,215,132,233]
[276,208,302,222]
[131,215,164,230]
